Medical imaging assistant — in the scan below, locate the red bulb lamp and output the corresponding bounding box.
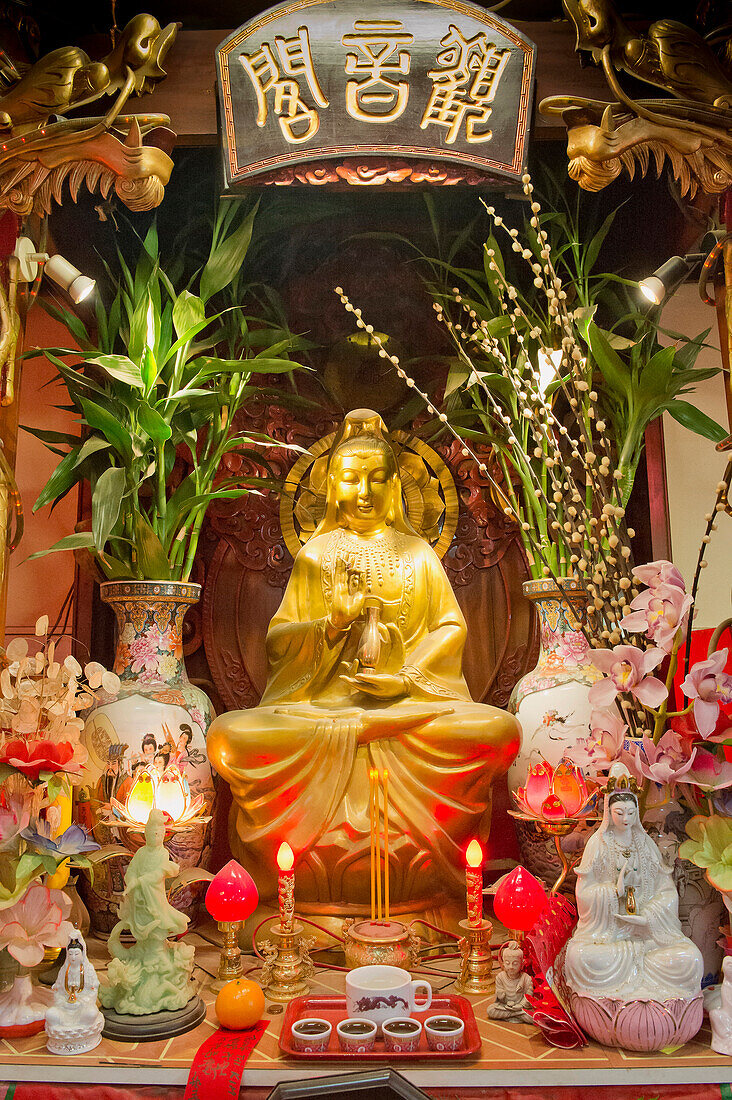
[205,859,258,986]
[493,866,547,940]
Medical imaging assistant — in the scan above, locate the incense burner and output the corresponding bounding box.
[342,919,421,970]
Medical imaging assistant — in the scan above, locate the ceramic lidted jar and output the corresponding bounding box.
[79,581,215,934]
[508,578,602,883]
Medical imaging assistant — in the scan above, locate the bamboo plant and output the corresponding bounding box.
[25,202,308,582]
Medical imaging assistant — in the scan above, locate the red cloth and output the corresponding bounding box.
[183,1021,268,1100]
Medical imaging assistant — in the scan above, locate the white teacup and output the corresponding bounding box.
[346,965,432,1030]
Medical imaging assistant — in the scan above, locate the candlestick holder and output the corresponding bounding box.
[455,917,494,996]
[259,920,315,1003]
[213,921,244,990]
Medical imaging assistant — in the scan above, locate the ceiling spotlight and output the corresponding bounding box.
[44,255,96,304]
[13,236,95,304]
[639,255,698,307]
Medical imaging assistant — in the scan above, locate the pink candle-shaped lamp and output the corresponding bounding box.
[465,839,483,926]
[277,841,295,932]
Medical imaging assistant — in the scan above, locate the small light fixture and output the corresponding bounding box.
[13,236,96,304]
[638,231,727,307]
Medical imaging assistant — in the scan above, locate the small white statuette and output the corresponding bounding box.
[710,956,732,1055]
[487,940,533,1022]
[45,932,104,1056]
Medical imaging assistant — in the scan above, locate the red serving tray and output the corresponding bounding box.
[279,994,482,1060]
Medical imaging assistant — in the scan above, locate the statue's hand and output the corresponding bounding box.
[343,671,406,699]
[328,555,366,632]
[617,913,648,927]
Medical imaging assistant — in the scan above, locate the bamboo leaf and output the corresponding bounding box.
[28,531,96,559]
[200,200,259,302]
[132,510,171,579]
[666,400,728,443]
[172,290,206,339]
[80,397,133,464]
[33,446,81,511]
[92,466,126,552]
[137,403,172,443]
[87,354,144,389]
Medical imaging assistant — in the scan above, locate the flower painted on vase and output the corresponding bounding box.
[589,645,668,708]
[157,654,180,681]
[0,883,73,967]
[680,650,732,739]
[129,635,162,675]
[620,583,692,653]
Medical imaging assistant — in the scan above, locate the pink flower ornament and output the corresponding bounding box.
[632,560,686,593]
[630,731,696,788]
[681,650,732,738]
[0,883,73,967]
[572,708,628,772]
[681,746,732,791]
[589,645,668,708]
[620,583,692,653]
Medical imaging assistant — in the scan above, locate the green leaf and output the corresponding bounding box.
[74,436,111,468]
[140,346,158,393]
[88,354,144,389]
[586,322,630,398]
[28,531,96,559]
[80,397,133,464]
[666,400,728,443]
[20,425,79,446]
[92,466,126,552]
[200,200,259,302]
[33,445,81,512]
[132,510,171,579]
[138,403,172,443]
[172,290,206,339]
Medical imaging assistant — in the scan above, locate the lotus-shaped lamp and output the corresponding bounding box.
[514,761,596,823]
[109,763,209,831]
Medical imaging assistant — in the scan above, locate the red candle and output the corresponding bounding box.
[277,841,295,932]
[465,839,483,926]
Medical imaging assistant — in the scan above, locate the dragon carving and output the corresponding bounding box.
[540,0,732,196]
[0,13,179,216]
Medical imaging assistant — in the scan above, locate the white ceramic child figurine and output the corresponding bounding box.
[45,932,104,1055]
[710,955,732,1055]
[487,940,533,1022]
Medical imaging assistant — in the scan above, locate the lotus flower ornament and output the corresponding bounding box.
[109,763,209,831]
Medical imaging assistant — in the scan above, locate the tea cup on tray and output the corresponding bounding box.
[336,1018,378,1053]
[382,1017,423,1053]
[290,1018,332,1053]
[424,1014,464,1052]
[345,965,432,1031]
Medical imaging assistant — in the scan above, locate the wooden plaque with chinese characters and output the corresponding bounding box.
[217,0,535,187]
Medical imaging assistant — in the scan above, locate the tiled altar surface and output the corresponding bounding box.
[2,932,732,1091]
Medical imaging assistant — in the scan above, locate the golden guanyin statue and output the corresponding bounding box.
[207,410,520,916]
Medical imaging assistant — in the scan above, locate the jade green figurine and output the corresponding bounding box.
[100,810,195,1015]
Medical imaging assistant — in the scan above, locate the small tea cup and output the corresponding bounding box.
[336,1017,378,1053]
[382,1016,422,1053]
[291,1017,332,1052]
[424,1014,464,1052]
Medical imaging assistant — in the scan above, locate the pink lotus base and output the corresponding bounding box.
[567,990,703,1052]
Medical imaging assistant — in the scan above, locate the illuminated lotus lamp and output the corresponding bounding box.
[110,764,209,831]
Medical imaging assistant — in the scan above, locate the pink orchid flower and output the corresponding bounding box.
[620,583,692,653]
[628,731,696,788]
[572,708,628,772]
[0,883,73,967]
[589,645,668,708]
[680,649,732,738]
[632,560,686,593]
[681,746,732,791]
[0,799,30,851]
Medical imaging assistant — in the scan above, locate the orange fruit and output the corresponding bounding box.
[215,978,266,1030]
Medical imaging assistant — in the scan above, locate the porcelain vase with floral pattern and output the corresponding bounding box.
[508,578,603,885]
[78,581,215,934]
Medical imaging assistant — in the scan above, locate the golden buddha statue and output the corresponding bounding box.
[207,410,520,917]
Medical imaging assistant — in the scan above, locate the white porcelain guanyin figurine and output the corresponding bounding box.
[45,932,104,1055]
[559,764,704,1051]
[487,940,533,1022]
[710,955,732,1055]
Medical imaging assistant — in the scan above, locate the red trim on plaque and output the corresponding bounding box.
[184,1022,268,1100]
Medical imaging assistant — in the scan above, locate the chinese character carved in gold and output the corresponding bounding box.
[421,25,510,144]
[240,27,327,143]
[342,21,414,122]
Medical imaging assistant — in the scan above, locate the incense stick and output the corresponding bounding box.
[375,768,382,922]
[383,768,390,922]
[369,768,376,922]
